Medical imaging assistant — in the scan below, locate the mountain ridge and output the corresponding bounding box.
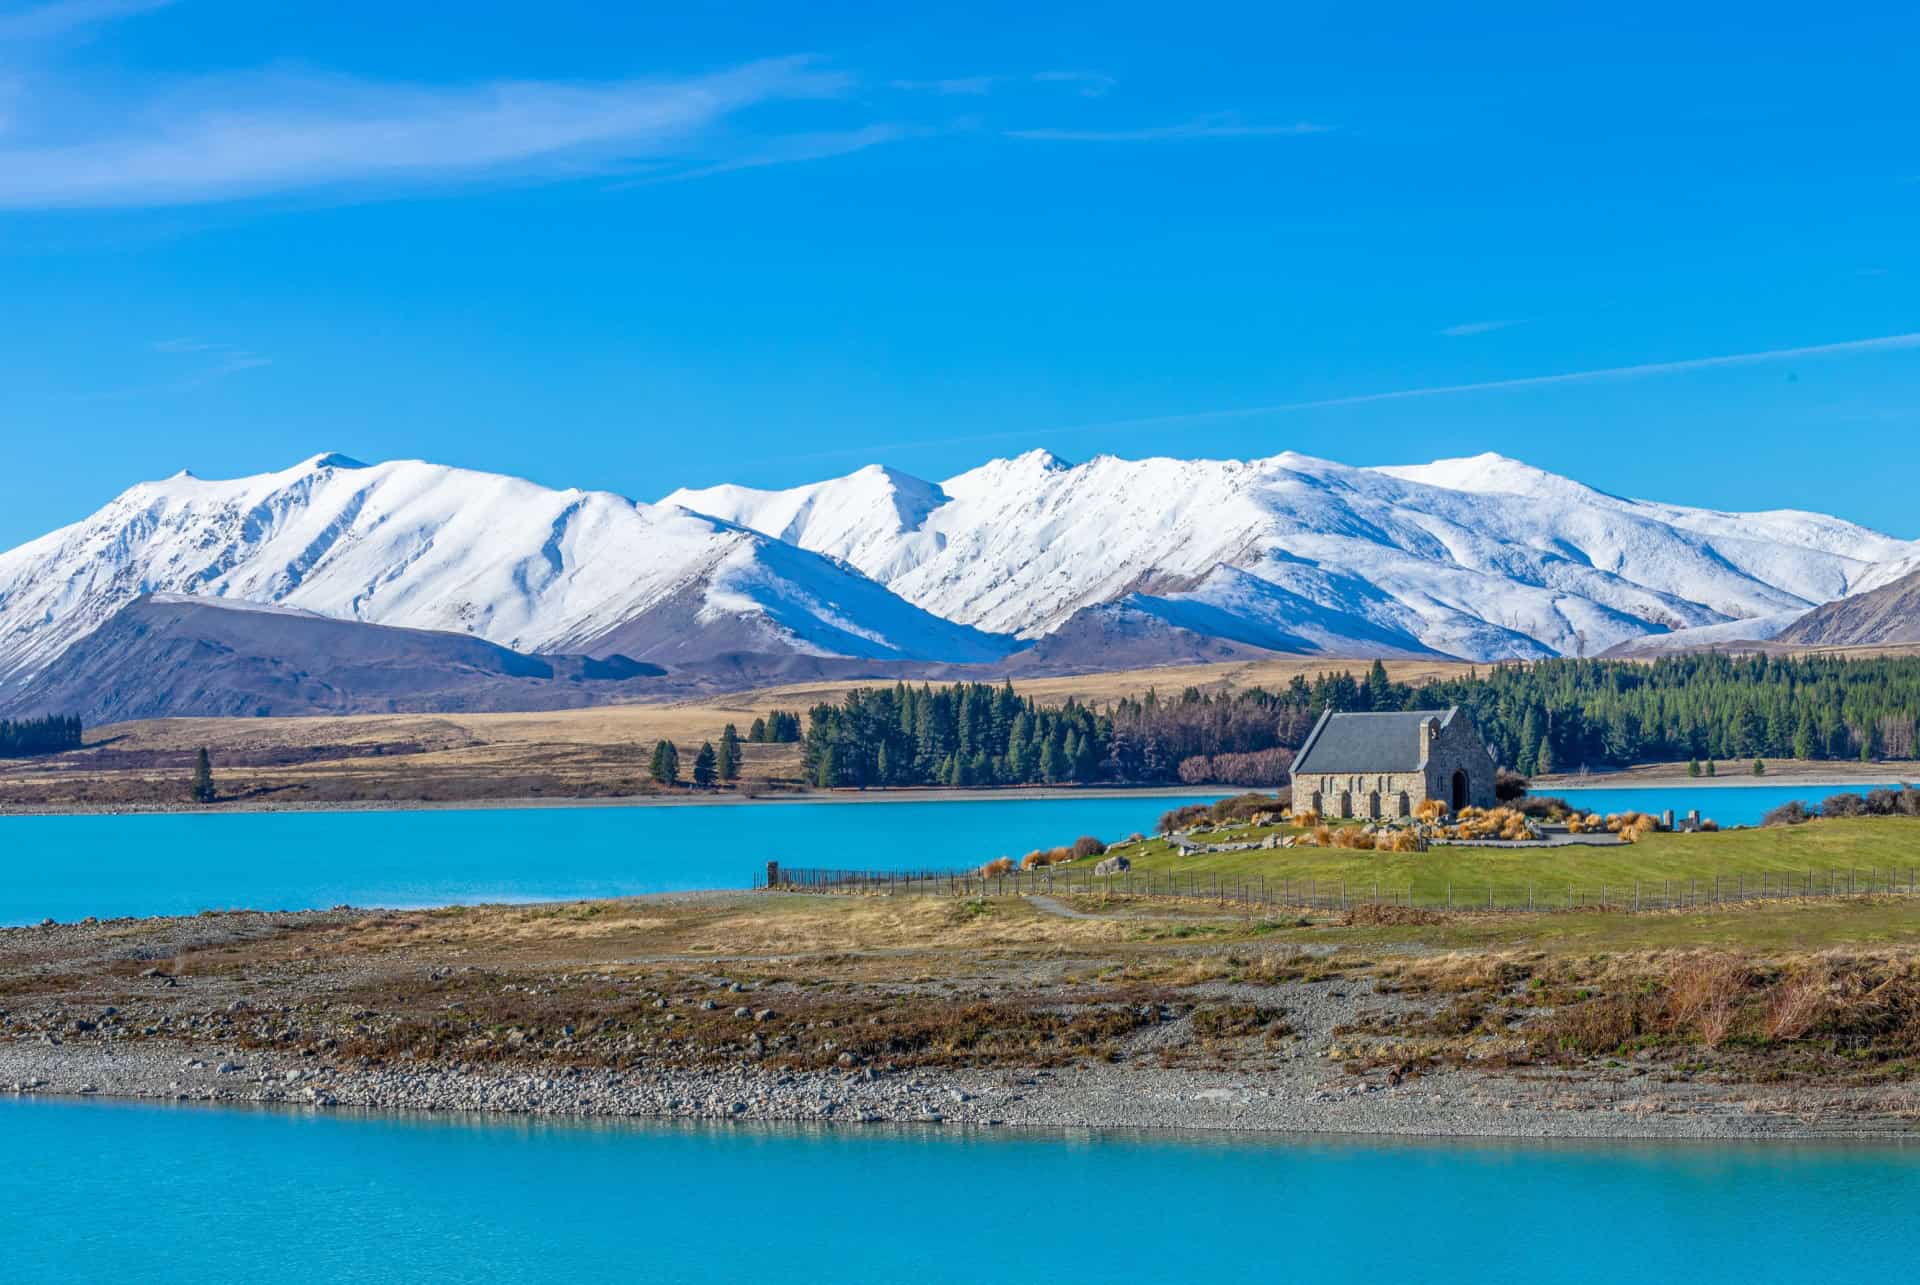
[668,448,1917,661]
[2,449,1915,716]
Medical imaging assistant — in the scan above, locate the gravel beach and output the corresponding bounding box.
[5,900,1915,1141]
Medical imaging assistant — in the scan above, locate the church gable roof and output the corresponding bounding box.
[1291,708,1458,776]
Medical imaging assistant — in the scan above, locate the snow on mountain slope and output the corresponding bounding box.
[1598,610,1807,657]
[669,449,1918,661]
[0,454,1014,687]
[664,464,950,584]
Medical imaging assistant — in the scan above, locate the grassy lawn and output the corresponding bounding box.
[1060,816,1920,903]
[1269,897,1920,955]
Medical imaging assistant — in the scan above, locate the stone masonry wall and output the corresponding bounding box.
[1420,714,1497,810]
[1300,714,1497,818]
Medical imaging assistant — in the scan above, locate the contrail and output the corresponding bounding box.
[770,330,1920,464]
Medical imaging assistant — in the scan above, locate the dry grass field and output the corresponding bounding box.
[0,656,1469,812]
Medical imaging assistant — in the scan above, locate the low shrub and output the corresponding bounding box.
[1764,800,1813,827]
[1070,835,1107,859]
[1821,792,1867,818]
[1157,803,1210,834]
[1765,965,1834,1042]
[1207,792,1288,825]
[1515,794,1573,821]
[1666,954,1750,1048]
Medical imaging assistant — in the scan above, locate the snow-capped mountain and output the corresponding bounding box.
[3,449,1914,711]
[0,453,1014,690]
[667,450,1919,661]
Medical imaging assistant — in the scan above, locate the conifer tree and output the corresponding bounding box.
[748,717,767,744]
[190,747,216,804]
[717,724,741,782]
[649,739,679,785]
[693,741,717,786]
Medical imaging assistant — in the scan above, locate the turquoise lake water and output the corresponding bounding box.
[0,783,1894,925]
[0,794,1219,925]
[4,1097,1917,1283]
[1552,781,1895,827]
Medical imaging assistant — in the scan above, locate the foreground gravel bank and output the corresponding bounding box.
[7,1033,1915,1141]
[8,897,1920,1142]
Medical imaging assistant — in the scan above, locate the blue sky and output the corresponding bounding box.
[2,0,1917,547]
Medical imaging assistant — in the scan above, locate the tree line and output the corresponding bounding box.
[785,654,1920,788]
[1414,654,1920,775]
[0,715,82,758]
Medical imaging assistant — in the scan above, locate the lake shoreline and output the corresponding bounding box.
[1536,765,1917,790]
[7,897,1918,1145]
[6,1028,1913,1143]
[0,782,1231,820]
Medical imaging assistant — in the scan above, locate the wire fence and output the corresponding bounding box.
[761,860,1920,915]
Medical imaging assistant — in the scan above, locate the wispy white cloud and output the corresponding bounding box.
[0,56,856,208]
[76,337,270,400]
[888,75,997,96]
[634,122,917,184]
[767,331,1920,464]
[1031,69,1116,98]
[0,0,173,43]
[1438,319,1524,337]
[1006,113,1330,142]
[153,337,270,388]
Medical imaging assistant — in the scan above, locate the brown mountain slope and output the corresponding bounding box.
[1775,568,1920,647]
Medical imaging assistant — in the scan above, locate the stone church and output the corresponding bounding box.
[1290,707,1497,820]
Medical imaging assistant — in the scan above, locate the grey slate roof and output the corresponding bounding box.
[1290,707,1457,776]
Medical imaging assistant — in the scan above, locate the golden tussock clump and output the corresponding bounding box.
[1414,798,1448,823]
[977,856,1015,877]
[1441,806,1540,842]
[1019,845,1078,870]
[1293,809,1321,828]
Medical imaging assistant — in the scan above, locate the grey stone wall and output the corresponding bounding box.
[1298,714,1496,817]
[1419,714,1497,810]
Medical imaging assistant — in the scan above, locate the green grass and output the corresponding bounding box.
[1067,817,1920,903]
[1283,898,1920,955]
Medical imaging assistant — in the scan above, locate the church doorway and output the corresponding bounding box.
[1451,769,1469,813]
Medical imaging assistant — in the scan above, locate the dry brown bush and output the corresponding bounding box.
[1666,953,1750,1047]
[1765,964,1834,1042]
[1343,903,1445,927]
